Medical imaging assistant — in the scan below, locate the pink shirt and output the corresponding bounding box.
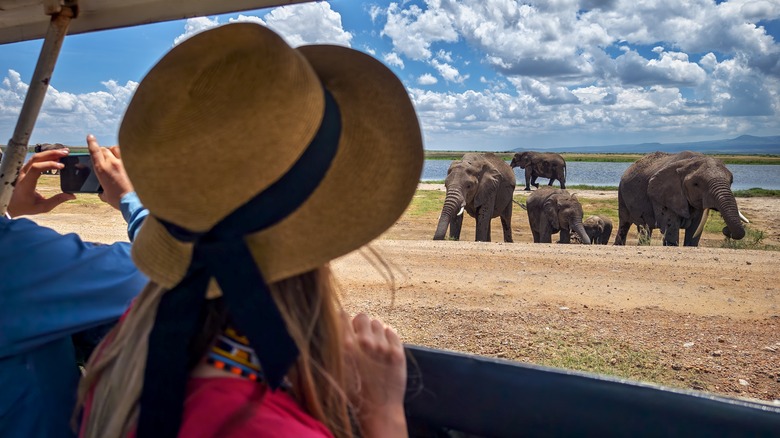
[82,377,333,437]
[170,378,333,437]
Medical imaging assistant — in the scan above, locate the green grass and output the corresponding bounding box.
[407,190,446,217]
[733,188,780,197]
[566,184,619,191]
[702,213,779,250]
[531,331,703,389]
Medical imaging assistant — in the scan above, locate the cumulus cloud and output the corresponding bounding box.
[615,49,707,86]
[173,16,220,45]
[432,59,468,83]
[368,0,779,148]
[382,2,458,60]
[173,2,352,48]
[0,70,137,144]
[383,52,405,69]
[418,73,438,85]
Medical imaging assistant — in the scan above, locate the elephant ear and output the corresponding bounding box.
[648,161,690,219]
[543,195,560,231]
[475,165,499,208]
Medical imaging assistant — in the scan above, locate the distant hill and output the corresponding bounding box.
[519,135,780,154]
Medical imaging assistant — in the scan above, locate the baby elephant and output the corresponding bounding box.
[526,186,590,244]
[573,215,613,244]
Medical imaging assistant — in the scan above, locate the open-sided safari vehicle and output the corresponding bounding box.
[1,1,778,436]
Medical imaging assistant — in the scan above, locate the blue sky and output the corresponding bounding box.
[1,0,779,151]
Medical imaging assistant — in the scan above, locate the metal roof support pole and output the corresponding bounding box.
[0,2,76,215]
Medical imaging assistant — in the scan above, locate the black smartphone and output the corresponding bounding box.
[60,154,103,194]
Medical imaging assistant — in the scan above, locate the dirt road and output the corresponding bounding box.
[25,185,780,402]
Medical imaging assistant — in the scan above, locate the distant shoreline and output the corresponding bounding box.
[424,151,780,165]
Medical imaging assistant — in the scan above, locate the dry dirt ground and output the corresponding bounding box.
[27,181,780,404]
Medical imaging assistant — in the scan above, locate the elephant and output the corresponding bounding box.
[510,151,567,191]
[433,153,516,242]
[33,143,65,153]
[525,186,590,244]
[614,151,747,247]
[574,215,613,244]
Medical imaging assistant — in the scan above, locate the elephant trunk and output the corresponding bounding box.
[572,219,591,245]
[709,178,745,240]
[434,189,464,240]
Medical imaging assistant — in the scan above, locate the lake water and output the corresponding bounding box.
[20,153,780,190]
[421,160,780,191]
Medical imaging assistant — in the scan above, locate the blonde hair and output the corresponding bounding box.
[77,265,352,437]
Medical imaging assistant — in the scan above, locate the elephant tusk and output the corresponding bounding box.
[693,208,710,239]
[739,210,750,224]
[457,206,465,216]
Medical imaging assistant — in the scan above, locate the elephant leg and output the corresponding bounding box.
[524,169,532,191]
[475,205,494,242]
[558,230,571,243]
[614,221,631,245]
[658,208,681,246]
[449,214,463,241]
[538,222,553,243]
[662,223,680,246]
[500,202,513,243]
[532,230,540,242]
[683,210,705,246]
[547,179,554,186]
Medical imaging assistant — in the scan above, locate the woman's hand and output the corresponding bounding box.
[342,312,408,437]
[87,134,134,210]
[7,148,75,217]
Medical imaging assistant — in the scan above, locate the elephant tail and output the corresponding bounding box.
[513,199,527,210]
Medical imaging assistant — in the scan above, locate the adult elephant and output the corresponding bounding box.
[580,215,613,244]
[433,153,516,242]
[526,186,590,244]
[510,151,567,191]
[614,151,747,246]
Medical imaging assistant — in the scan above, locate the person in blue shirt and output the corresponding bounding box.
[0,135,148,438]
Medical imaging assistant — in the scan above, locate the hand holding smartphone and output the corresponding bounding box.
[60,154,103,194]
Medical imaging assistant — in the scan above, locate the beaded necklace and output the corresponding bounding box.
[206,327,264,381]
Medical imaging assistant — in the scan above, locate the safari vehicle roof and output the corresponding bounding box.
[1,2,779,436]
[0,0,308,44]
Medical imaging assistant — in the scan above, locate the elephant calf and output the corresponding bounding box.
[526,186,590,244]
[574,215,612,244]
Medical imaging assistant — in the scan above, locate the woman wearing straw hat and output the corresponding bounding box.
[76,22,423,438]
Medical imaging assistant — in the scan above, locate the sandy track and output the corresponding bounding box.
[22,186,780,402]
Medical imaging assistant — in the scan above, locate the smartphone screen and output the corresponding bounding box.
[60,154,103,193]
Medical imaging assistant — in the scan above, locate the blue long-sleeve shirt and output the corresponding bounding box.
[0,192,149,438]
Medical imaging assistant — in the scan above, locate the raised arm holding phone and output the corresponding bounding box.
[0,135,148,438]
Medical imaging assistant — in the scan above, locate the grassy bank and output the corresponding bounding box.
[424,151,780,165]
[406,188,779,250]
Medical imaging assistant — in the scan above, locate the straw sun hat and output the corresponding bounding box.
[120,23,423,289]
[120,23,423,435]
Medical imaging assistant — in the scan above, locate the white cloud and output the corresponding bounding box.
[432,59,468,83]
[383,52,405,69]
[173,16,221,46]
[615,49,707,86]
[260,2,352,47]
[382,2,458,60]
[418,73,438,85]
[173,2,352,48]
[0,70,137,145]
